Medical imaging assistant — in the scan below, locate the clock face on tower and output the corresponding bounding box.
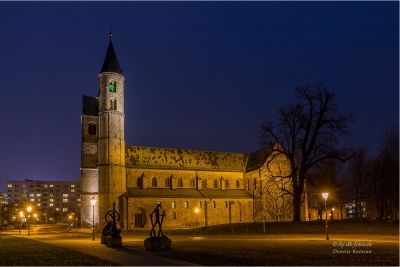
[109,82,116,92]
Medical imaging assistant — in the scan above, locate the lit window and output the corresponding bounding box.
[50,199,54,202]
[62,208,68,212]
[30,194,34,197]
[71,185,75,188]
[71,189,75,192]
[30,198,34,202]
[50,194,53,197]
[36,194,41,197]
[49,203,53,206]
[37,203,41,206]
[7,184,12,188]
[63,194,68,198]
[198,201,202,208]
[43,184,47,188]
[50,185,54,187]
[212,201,216,208]
[63,199,68,202]
[184,201,188,208]
[56,208,60,211]
[172,201,176,209]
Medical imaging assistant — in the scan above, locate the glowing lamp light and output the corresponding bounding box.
[90,197,97,206]
[27,206,32,212]
[195,208,199,213]
[322,192,329,200]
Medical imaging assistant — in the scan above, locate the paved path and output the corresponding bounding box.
[4,229,198,266]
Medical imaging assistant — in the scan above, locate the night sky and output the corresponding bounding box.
[0,2,398,192]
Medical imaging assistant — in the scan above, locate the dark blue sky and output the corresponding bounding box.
[0,2,398,192]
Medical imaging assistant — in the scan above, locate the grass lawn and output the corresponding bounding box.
[159,219,399,236]
[145,239,399,266]
[0,235,118,266]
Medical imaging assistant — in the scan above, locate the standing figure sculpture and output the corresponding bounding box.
[144,202,171,250]
[149,202,166,237]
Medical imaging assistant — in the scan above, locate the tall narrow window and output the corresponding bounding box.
[136,177,142,187]
[165,177,170,187]
[190,179,195,187]
[225,180,229,189]
[172,201,176,208]
[198,201,202,208]
[152,177,157,187]
[236,180,240,188]
[202,179,207,189]
[214,180,218,188]
[184,201,188,208]
[172,212,176,219]
[114,99,117,110]
[212,201,216,208]
[178,178,183,187]
[88,123,96,135]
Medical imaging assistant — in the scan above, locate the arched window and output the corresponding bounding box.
[114,99,117,110]
[236,180,240,188]
[165,177,170,187]
[214,180,218,188]
[184,201,188,208]
[198,201,202,208]
[172,212,176,219]
[109,99,113,110]
[152,177,157,187]
[136,177,142,187]
[212,201,216,208]
[202,179,207,189]
[254,178,257,190]
[190,179,195,187]
[225,180,229,189]
[88,123,96,135]
[172,201,176,208]
[224,201,228,208]
[178,178,183,187]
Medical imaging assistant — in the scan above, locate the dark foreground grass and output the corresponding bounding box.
[0,235,119,266]
[144,239,399,266]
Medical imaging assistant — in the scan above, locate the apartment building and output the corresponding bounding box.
[5,180,81,223]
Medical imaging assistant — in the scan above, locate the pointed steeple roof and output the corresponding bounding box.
[100,29,123,75]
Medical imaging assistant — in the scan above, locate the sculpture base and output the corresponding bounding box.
[144,236,171,250]
[106,236,122,247]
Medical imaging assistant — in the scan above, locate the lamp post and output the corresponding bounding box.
[195,208,199,228]
[90,197,97,241]
[331,208,335,220]
[34,214,37,227]
[27,206,32,236]
[322,192,329,240]
[19,212,24,233]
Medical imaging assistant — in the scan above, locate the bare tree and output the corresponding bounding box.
[259,81,354,221]
[372,126,399,220]
[345,145,372,219]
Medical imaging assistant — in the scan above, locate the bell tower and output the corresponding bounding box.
[97,30,126,228]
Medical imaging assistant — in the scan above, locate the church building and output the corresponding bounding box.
[80,34,305,230]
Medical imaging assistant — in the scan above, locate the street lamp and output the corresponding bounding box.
[90,197,97,241]
[322,192,329,240]
[19,212,24,233]
[195,208,199,228]
[34,214,37,227]
[27,206,32,236]
[331,207,335,220]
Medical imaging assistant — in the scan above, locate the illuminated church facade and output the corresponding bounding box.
[80,35,307,229]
